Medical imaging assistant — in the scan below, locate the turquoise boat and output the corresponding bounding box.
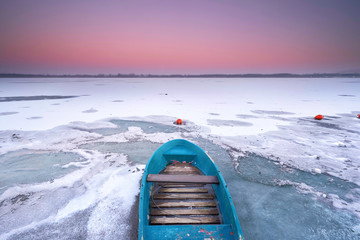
[138,139,244,240]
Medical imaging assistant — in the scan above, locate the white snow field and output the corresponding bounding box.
[0,77,359,239]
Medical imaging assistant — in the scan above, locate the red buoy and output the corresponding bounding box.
[314,114,324,120]
[176,119,183,125]
[357,114,360,119]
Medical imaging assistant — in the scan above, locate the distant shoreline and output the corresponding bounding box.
[0,73,360,78]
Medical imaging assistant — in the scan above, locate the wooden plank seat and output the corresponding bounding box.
[159,183,205,188]
[151,201,217,208]
[147,174,219,184]
[151,208,219,216]
[153,193,214,200]
[159,187,208,193]
[151,216,220,225]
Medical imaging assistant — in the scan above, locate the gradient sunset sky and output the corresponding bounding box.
[0,0,359,74]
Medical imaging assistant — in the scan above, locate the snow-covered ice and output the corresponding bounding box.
[0,77,359,239]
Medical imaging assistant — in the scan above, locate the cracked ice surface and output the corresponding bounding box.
[0,77,360,239]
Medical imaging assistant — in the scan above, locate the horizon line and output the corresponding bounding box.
[1,72,360,78]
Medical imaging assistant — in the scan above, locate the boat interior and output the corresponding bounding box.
[147,161,222,225]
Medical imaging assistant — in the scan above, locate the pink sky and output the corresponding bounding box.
[0,0,359,74]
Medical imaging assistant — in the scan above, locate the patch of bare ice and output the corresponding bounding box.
[82,108,98,113]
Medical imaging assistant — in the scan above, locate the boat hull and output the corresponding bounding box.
[138,139,244,240]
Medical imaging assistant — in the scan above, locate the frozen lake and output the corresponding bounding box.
[0,77,359,239]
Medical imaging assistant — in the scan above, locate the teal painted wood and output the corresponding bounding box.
[144,224,235,239]
[138,139,244,240]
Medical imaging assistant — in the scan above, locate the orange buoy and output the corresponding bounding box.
[176,119,183,125]
[314,114,324,120]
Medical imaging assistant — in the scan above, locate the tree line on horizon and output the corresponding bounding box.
[0,73,359,78]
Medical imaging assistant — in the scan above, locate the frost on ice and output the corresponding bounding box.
[0,77,359,239]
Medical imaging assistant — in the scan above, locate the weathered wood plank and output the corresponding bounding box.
[152,201,216,208]
[163,165,200,175]
[147,174,219,184]
[164,165,199,170]
[151,216,220,225]
[153,193,213,200]
[164,163,198,170]
[150,208,219,216]
[159,183,205,188]
[163,169,199,174]
[163,171,199,175]
[159,188,208,193]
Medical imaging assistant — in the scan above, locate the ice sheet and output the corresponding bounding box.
[0,77,359,240]
[1,78,359,135]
